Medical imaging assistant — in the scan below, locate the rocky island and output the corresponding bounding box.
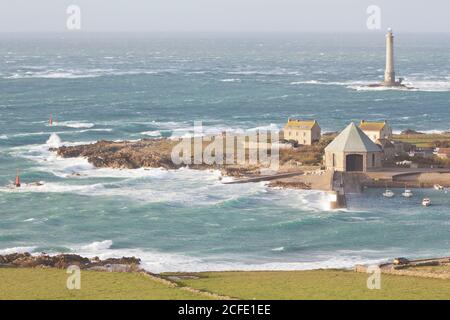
[53,137,327,178]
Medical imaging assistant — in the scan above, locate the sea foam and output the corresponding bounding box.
[58,241,388,273]
[46,133,62,148]
[0,246,37,255]
[290,78,450,92]
[51,121,95,129]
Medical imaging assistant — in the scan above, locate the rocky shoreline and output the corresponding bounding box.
[53,139,181,170]
[53,138,263,178]
[0,252,141,272]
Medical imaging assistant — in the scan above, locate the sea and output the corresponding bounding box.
[0,32,449,272]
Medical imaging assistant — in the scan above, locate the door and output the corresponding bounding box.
[346,154,363,172]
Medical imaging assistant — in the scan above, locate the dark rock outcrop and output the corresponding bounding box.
[0,253,141,271]
[401,129,424,135]
[54,139,179,170]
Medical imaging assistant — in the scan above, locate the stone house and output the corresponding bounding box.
[283,119,321,145]
[359,120,392,143]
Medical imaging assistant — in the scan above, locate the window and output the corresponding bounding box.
[372,154,375,167]
[332,153,336,167]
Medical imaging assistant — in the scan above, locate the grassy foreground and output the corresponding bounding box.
[177,270,450,300]
[2,268,450,300]
[0,268,206,300]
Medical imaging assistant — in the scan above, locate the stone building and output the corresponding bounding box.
[283,119,321,145]
[359,120,392,143]
[376,138,396,160]
[325,123,382,172]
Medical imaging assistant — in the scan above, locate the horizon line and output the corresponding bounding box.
[1,30,450,35]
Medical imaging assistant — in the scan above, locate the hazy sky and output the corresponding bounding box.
[0,0,448,33]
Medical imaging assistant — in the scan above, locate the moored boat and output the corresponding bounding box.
[383,189,395,198]
[422,198,432,207]
[402,189,413,198]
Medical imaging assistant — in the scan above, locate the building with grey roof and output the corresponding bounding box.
[324,123,382,172]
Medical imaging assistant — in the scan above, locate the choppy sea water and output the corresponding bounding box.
[0,33,449,272]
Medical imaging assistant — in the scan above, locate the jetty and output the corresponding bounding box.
[223,171,304,184]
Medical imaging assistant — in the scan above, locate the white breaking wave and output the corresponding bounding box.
[50,121,95,129]
[227,69,301,76]
[290,78,450,92]
[403,79,450,92]
[0,170,269,207]
[4,68,165,80]
[5,128,112,139]
[0,182,103,194]
[80,128,112,133]
[60,240,388,273]
[0,242,410,273]
[6,71,99,79]
[46,133,62,148]
[141,130,162,137]
[290,80,321,85]
[0,135,7,140]
[80,240,113,251]
[9,138,330,209]
[220,78,241,82]
[393,129,450,135]
[169,123,280,139]
[0,246,37,255]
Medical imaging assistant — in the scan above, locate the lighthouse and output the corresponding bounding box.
[384,28,396,86]
[368,28,411,89]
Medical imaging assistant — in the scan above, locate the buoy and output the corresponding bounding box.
[15,169,21,188]
[49,114,53,126]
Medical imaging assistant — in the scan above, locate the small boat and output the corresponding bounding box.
[422,198,432,207]
[383,189,395,198]
[434,184,444,191]
[402,189,413,198]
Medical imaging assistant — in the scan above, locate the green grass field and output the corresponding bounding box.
[176,270,450,300]
[0,268,206,300]
[2,268,450,300]
[393,134,450,148]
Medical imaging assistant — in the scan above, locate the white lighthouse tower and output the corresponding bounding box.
[384,28,396,86]
[367,28,411,89]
